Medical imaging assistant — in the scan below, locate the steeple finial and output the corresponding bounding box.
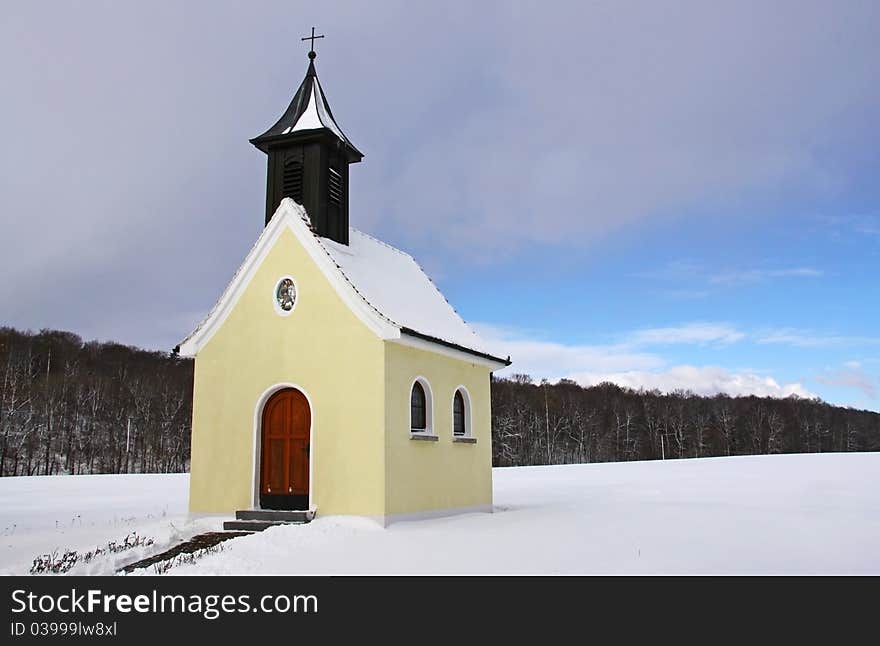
[302,26,324,60]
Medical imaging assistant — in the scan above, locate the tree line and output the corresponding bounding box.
[491,374,880,466]
[1,327,878,476]
[0,327,191,476]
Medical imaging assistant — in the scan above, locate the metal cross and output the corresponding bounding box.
[301,27,325,55]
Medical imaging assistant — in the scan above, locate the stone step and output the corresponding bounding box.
[235,509,315,523]
[223,508,316,532]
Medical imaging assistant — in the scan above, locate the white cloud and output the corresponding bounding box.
[757,329,880,348]
[627,322,745,346]
[708,268,824,286]
[476,323,812,399]
[472,323,663,378]
[815,214,880,238]
[569,366,814,399]
[856,219,880,237]
[633,260,825,295]
[634,262,825,297]
[661,289,714,301]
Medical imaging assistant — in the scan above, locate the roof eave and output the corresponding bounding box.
[249,129,364,161]
[400,327,511,369]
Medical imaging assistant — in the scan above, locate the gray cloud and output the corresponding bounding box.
[1,1,878,349]
[816,363,878,398]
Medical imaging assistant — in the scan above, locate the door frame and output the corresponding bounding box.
[251,383,314,510]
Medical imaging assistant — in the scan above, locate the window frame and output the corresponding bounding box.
[409,376,434,437]
[451,386,473,440]
[272,275,299,317]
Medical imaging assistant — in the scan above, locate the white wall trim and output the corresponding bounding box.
[408,375,434,435]
[451,385,473,439]
[251,383,314,510]
[390,334,507,371]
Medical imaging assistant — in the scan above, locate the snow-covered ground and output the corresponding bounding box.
[2,453,879,575]
[0,473,215,575]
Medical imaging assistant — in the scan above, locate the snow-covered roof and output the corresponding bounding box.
[177,199,509,368]
[319,231,494,358]
[250,57,361,158]
[282,75,346,141]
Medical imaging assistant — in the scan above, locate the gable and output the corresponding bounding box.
[177,199,509,369]
[177,200,395,357]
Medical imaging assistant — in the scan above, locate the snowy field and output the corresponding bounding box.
[1,453,879,575]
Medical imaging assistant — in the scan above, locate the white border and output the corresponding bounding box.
[451,385,473,438]
[408,375,435,437]
[251,383,315,510]
[272,275,299,317]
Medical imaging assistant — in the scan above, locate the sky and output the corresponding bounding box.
[1,1,878,411]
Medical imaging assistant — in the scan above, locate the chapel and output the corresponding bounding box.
[178,34,510,527]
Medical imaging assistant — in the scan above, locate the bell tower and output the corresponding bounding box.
[250,29,363,244]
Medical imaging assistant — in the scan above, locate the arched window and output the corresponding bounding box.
[453,390,466,437]
[409,378,434,435]
[411,382,427,431]
[452,387,473,441]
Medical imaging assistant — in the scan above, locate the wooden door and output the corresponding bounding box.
[260,388,310,510]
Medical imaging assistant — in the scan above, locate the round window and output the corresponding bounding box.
[275,277,297,313]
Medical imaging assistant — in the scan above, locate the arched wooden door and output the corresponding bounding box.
[260,388,310,510]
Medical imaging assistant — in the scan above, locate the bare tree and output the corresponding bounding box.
[490,376,879,467]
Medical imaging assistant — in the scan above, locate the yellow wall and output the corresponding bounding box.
[189,226,387,516]
[383,342,494,516]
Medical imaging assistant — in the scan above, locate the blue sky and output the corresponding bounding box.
[1,1,878,410]
[455,206,880,409]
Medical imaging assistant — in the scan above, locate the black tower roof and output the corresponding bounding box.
[250,54,363,162]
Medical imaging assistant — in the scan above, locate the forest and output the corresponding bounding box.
[1,327,878,476]
[0,327,191,476]
[491,374,880,466]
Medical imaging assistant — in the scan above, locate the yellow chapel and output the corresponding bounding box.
[176,42,510,528]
